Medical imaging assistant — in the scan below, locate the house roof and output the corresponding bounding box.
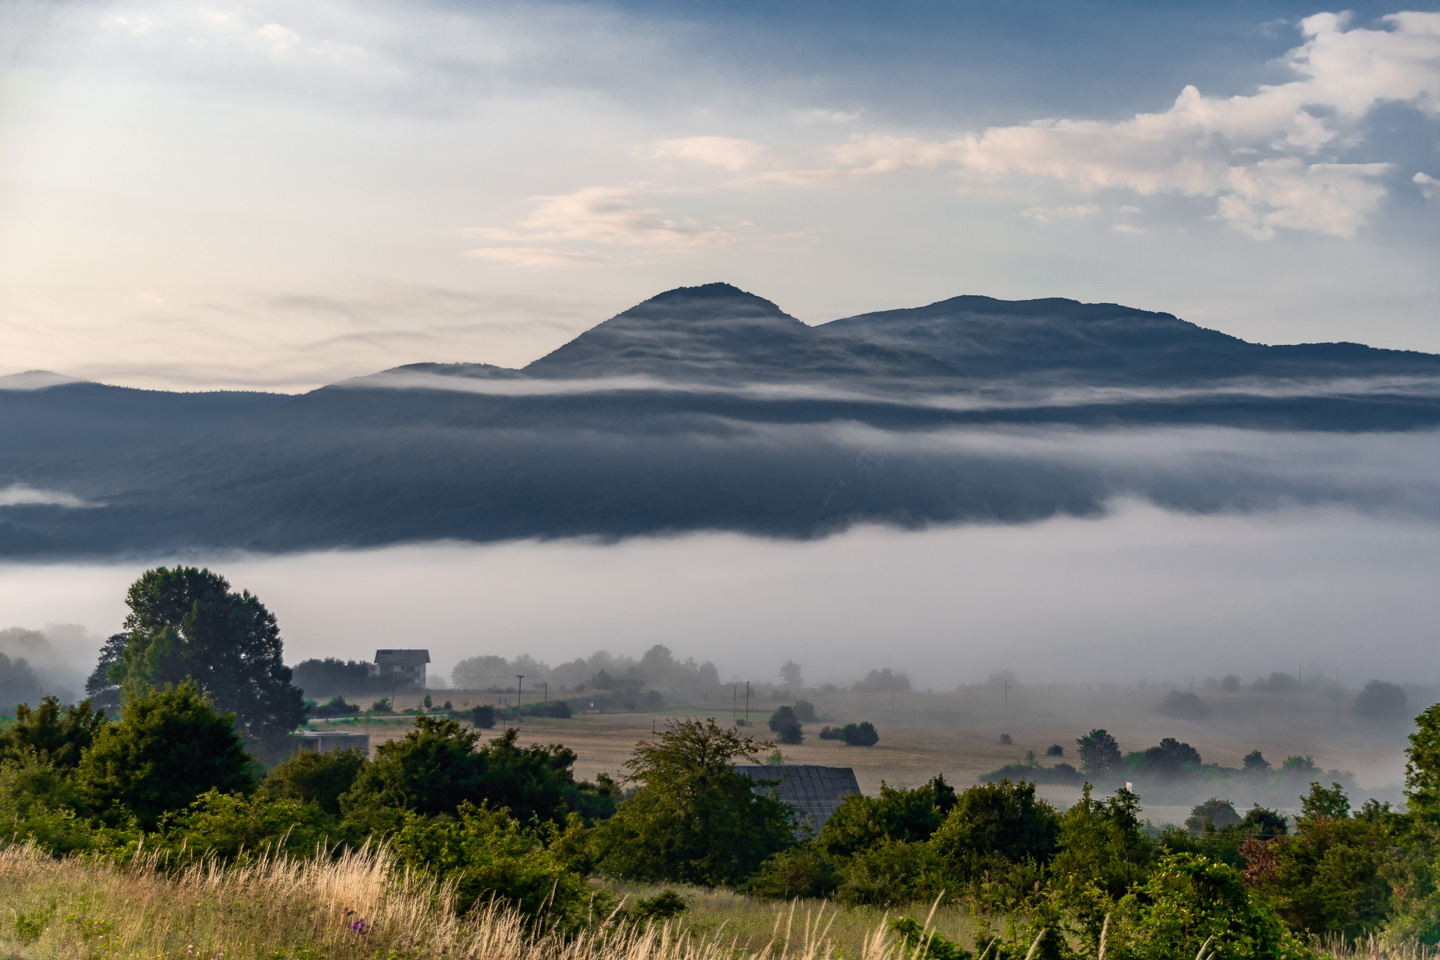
[734,764,860,826]
[374,649,431,665]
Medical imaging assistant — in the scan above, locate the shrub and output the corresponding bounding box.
[75,683,256,830]
[1242,749,1270,772]
[998,733,1012,744]
[1107,853,1314,960]
[1253,672,1300,694]
[159,789,331,861]
[1157,690,1211,720]
[262,746,367,816]
[624,889,689,926]
[1221,674,1242,692]
[745,846,839,900]
[0,753,99,854]
[791,700,818,722]
[818,726,841,740]
[840,721,878,746]
[768,706,803,744]
[834,839,949,906]
[470,704,496,728]
[930,779,1059,878]
[1355,680,1408,721]
[1185,797,1241,833]
[370,698,393,713]
[392,802,587,925]
[1045,743,1064,757]
[0,695,104,768]
[527,700,572,719]
[1133,737,1202,779]
[309,695,356,718]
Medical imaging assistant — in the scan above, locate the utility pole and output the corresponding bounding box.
[745,681,751,726]
[516,675,524,722]
[1003,680,1009,727]
[891,678,896,716]
[543,681,548,706]
[733,684,738,724]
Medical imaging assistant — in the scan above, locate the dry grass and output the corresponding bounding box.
[0,843,902,960]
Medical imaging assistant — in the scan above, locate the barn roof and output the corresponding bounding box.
[374,649,431,665]
[734,764,860,826]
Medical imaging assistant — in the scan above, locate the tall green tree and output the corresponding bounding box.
[106,567,305,759]
[592,717,794,886]
[75,683,256,829]
[1077,729,1123,778]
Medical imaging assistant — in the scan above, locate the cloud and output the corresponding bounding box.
[648,136,768,171]
[460,186,765,263]
[1417,171,1439,199]
[0,484,93,508]
[1021,204,1099,223]
[720,13,1440,238]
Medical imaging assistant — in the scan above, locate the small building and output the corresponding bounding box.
[369,649,430,687]
[734,764,860,829]
[298,731,371,756]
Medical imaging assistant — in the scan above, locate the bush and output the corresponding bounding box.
[1221,674,1242,693]
[840,722,878,746]
[1157,690,1211,720]
[768,706,803,744]
[0,695,104,768]
[1355,680,1408,721]
[835,839,949,907]
[526,700,572,719]
[624,889,690,926]
[818,726,841,740]
[998,733,1012,745]
[75,683,256,830]
[309,695,356,718]
[1133,737,1202,779]
[1045,743,1064,757]
[930,779,1059,879]
[1107,853,1313,960]
[791,700,818,722]
[158,790,331,861]
[262,746,367,816]
[470,704,496,728]
[1253,672,1300,694]
[370,698,393,713]
[1185,797,1241,833]
[744,846,839,900]
[392,802,587,926]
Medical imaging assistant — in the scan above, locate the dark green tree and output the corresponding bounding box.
[591,717,794,886]
[105,567,305,759]
[74,684,256,829]
[929,778,1059,879]
[1051,785,1151,939]
[1076,729,1122,778]
[0,695,104,768]
[342,717,580,825]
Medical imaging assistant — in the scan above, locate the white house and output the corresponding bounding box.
[369,649,430,687]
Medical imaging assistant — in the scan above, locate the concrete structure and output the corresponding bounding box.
[369,649,430,687]
[298,731,371,756]
[734,764,860,828]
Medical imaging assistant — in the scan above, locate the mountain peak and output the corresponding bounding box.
[0,370,84,391]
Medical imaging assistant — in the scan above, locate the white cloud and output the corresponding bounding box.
[460,186,764,264]
[726,13,1440,239]
[1020,204,1100,223]
[1417,171,1439,199]
[648,136,768,171]
[0,484,93,508]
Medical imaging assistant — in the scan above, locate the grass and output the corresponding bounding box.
[0,843,904,960]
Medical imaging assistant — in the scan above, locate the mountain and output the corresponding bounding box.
[3,285,1439,558]
[523,283,961,383]
[822,295,1440,385]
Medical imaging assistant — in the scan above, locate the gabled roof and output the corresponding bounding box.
[374,649,431,665]
[734,764,860,826]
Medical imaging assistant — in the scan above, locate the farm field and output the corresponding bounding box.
[319,682,1420,823]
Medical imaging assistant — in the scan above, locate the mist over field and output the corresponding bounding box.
[5,500,1439,690]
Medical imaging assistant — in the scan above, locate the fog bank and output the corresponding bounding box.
[2,501,1438,689]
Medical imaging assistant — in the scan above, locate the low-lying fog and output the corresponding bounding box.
[3,500,1439,690]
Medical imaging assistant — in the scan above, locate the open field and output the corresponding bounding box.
[314,682,1420,824]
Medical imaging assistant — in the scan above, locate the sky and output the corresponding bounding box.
[1,0,1438,391]
[3,1,1440,693]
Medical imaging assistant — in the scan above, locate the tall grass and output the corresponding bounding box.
[0,843,1432,960]
[0,843,895,960]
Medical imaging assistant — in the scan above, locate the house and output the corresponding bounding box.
[734,764,860,828]
[368,649,430,687]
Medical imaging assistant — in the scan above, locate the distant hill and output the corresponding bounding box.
[3,284,1439,558]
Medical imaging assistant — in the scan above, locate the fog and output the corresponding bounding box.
[4,500,1440,691]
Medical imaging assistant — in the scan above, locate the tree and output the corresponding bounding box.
[84,633,126,712]
[1407,702,1440,819]
[591,718,794,885]
[929,778,1059,878]
[0,695,104,769]
[0,652,42,716]
[1136,738,1202,779]
[105,567,306,759]
[1077,729,1122,778]
[342,717,583,825]
[768,705,803,744]
[75,684,256,829]
[840,721,879,746]
[1186,797,1241,834]
[1355,680,1409,722]
[1243,749,1271,772]
[1051,785,1151,937]
[780,661,804,688]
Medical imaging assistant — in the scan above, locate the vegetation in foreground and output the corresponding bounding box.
[6,565,1440,959]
